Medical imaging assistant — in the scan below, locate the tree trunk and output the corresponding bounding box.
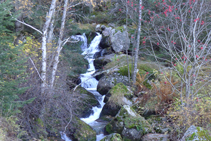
[50,0,69,88]
[132,0,142,84]
[41,0,57,95]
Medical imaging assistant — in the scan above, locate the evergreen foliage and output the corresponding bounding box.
[0,1,29,116]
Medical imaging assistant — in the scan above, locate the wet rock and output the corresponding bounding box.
[99,36,111,49]
[66,75,81,89]
[94,51,101,59]
[96,24,101,32]
[100,102,121,117]
[94,54,114,69]
[142,133,169,141]
[69,117,96,141]
[74,87,100,118]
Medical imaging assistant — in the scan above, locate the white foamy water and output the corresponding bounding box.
[62,33,106,141]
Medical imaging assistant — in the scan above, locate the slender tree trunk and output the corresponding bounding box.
[50,0,69,88]
[41,0,57,95]
[132,0,142,84]
[125,0,130,84]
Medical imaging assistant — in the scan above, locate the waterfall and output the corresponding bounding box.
[61,33,106,141]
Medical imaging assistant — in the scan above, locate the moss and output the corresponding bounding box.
[108,83,129,106]
[110,83,128,94]
[196,127,211,140]
[36,118,44,127]
[111,133,122,141]
[115,26,124,32]
[118,64,132,77]
[105,123,113,134]
[73,117,96,141]
[188,132,196,140]
[123,137,132,141]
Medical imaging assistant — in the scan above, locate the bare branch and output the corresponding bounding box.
[29,57,44,81]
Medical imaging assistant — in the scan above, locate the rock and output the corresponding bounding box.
[101,25,106,30]
[99,36,111,49]
[102,27,112,37]
[93,51,101,59]
[122,127,143,140]
[69,117,96,141]
[66,75,81,89]
[108,23,115,28]
[100,102,121,117]
[105,105,153,140]
[180,125,211,141]
[100,48,113,56]
[142,133,169,141]
[94,54,114,70]
[74,87,100,118]
[96,24,101,32]
[101,83,132,117]
[103,92,111,103]
[100,133,122,141]
[97,72,129,95]
[110,29,130,53]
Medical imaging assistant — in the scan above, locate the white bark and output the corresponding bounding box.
[50,0,69,88]
[41,0,57,94]
[132,0,142,84]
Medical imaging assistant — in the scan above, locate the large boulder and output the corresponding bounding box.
[99,36,111,49]
[68,117,96,141]
[100,133,122,141]
[180,125,211,141]
[100,102,121,117]
[96,25,130,53]
[73,87,100,118]
[142,133,169,141]
[101,83,133,117]
[94,54,115,70]
[110,27,130,53]
[97,73,129,95]
[105,105,153,141]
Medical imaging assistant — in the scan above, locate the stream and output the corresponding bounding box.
[61,33,107,141]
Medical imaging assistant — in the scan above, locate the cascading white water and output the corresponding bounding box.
[61,33,106,141]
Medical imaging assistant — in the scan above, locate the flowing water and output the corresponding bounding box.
[61,33,107,141]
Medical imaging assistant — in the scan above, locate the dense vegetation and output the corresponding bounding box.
[0,0,211,140]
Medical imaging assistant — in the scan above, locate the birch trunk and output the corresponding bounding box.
[41,0,57,95]
[50,0,69,88]
[132,0,142,84]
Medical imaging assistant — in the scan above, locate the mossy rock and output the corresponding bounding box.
[105,105,153,140]
[101,83,132,117]
[181,125,211,141]
[100,133,123,141]
[70,117,96,141]
[73,87,100,118]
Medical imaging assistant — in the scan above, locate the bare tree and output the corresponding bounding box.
[50,0,69,88]
[132,0,142,84]
[144,0,211,103]
[41,0,57,95]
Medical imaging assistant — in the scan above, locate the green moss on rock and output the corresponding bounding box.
[104,105,153,139]
[101,133,123,141]
[196,127,211,141]
[73,117,96,141]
